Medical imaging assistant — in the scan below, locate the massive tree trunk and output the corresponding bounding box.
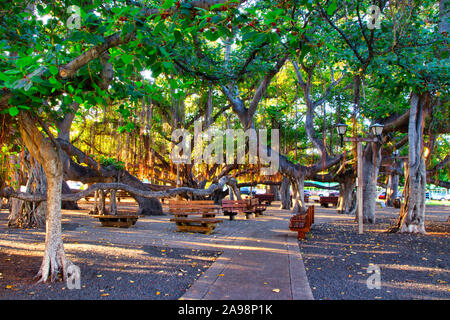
[337,175,356,215]
[118,171,163,215]
[19,112,75,282]
[56,103,80,210]
[279,175,292,209]
[396,92,429,233]
[291,175,307,213]
[8,159,47,228]
[362,142,382,223]
[385,163,400,207]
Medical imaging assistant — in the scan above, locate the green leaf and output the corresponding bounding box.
[8,106,19,117]
[121,54,134,64]
[327,0,337,16]
[49,77,62,88]
[163,0,174,9]
[174,30,183,42]
[49,66,59,76]
[0,72,9,81]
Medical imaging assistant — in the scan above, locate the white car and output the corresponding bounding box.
[430,193,447,201]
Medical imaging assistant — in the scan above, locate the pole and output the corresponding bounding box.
[357,141,364,234]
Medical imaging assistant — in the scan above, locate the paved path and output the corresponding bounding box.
[180,207,313,300]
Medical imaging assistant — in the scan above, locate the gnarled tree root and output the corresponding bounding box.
[34,241,76,283]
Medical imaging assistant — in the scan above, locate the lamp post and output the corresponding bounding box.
[336,123,348,147]
[336,122,384,234]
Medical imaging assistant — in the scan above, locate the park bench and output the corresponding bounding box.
[254,193,275,205]
[168,200,223,235]
[250,198,267,216]
[289,206,315,240]
[221,199,259,220]
[319,195,339,207]
[221,199,247,220]
[92,214,142,228]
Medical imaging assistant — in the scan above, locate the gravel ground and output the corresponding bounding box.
[299,216,450,300]
[0,239,221,300]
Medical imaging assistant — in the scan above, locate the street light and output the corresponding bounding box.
[338,123,383,235]
[335,123,348,147]
[370,123,384,138]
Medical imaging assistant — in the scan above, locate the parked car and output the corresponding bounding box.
[240,187,256,195]
[378,192,386,200]
[304,190,311,197]
[430,192,447,201]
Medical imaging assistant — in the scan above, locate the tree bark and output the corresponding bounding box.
[19,112,75,282]
[337,175,356,215]
[58,139,163,215]
[397,92,428,233]
[385,166,400,207]
[362,142,382,223]
[8,159,47,228]
[279,176,291,209]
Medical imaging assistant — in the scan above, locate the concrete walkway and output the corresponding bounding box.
[180,208,314,300]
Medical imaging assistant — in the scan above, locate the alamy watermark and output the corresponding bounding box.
[366,264,381,289]
[367,5,382,30]
[171,120,280,176]
[66,264,81,290]
[66,5,81,30]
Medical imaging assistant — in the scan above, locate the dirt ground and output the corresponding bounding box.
[299,204,450,300]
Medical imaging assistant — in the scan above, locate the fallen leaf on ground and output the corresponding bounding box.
[272,289,280,293]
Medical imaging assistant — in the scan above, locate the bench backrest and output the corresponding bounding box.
[221,199,248,209]
[168,200,220,215]
[255,194,275,199]
[247,198,259,207]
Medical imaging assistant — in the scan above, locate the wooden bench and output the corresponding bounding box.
[289,206,315,240]
[92,214,142,228]
[254,193,275,205]
[222,199,257,220]
[248,198,267,216]
[168,200,223,235]
[319,195,339,207]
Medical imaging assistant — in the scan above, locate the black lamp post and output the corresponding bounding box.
[336,123,348,147]
[370,123,384,139]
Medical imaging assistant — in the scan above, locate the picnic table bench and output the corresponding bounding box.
[251,198,267,216]
[221,198,265,220]
[254,193,275,205]
[221,199,248,220]
[168,200,223,235]
[92,214,142,228]
[289,206,315,240]
[319,195,339,207]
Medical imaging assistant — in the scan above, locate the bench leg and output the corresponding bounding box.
[297,231,306,240]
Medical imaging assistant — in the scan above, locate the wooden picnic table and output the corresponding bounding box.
[92,214,142,228]
[168,200,223,235]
